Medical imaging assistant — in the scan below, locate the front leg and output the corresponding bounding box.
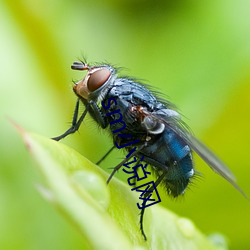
[52,99,89,141]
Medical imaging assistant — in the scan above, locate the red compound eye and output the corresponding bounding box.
[87,68,111,92]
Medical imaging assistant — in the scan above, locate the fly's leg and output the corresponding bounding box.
[52,99,108,141]
[52,99,89,141]
[106,144,146,184]
[89,100,107,129]
[140,172,167,240]
[133,158,141,187]
[96,146,116,165]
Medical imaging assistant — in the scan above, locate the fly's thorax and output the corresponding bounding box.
[73,63,117,103]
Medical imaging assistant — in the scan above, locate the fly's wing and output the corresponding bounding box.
[181,131,248,198]
[151,110,247,198]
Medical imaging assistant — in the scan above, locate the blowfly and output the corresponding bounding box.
[52,60,246,239]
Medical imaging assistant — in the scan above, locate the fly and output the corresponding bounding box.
[52,60,247,240]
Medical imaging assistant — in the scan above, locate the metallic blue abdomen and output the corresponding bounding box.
[138,128,193,197]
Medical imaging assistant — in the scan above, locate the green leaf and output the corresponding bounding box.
[19,128,226,250]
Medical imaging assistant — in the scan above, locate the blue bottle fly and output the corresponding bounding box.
[52,60,246,239]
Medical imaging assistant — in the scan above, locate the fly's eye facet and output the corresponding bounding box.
[87,68,111,92]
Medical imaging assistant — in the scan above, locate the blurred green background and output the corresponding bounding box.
[1,0,250,249]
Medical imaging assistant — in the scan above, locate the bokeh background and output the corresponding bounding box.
[1,0,250,249]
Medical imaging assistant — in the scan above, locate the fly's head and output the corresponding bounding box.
[72,61,116,102]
